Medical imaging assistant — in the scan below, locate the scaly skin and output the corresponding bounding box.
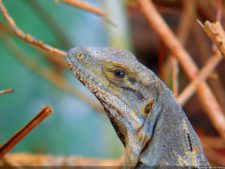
[67,46,210,168]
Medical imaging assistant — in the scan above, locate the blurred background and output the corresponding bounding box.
[0,0,225,166]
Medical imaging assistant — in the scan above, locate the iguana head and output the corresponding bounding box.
[67,46,210,167]
[67,46,161,145]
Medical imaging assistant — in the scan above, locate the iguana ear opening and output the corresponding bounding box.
[142,100,154,116]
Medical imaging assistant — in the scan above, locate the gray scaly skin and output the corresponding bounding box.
[67,46,210,168]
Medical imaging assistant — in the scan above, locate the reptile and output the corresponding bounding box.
[67,46,210,168]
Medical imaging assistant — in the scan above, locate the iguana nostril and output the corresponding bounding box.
[76,53,84,60]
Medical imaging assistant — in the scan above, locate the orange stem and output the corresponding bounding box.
[0,107,52,159]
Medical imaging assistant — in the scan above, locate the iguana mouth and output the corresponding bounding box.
[67,53,107,101]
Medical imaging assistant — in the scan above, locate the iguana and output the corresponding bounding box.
[67,46,210,168]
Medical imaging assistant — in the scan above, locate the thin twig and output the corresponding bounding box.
[0,89,14,95]
[27,0,71,48]
[192,23,225,113]
[199,21,225,112]
[178,50,222,105]
[0,0,66,57]
[2,37,103,113]
[169,0,196,96]
[138,0,225,140]
[0,107,52,159]
[56,0,107,17]
[170,58,179,96]
[0,22,67,69]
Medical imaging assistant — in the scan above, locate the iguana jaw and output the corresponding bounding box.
[67,47,143,145]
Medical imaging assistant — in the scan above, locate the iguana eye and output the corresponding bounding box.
[113,69,126,79]
[103,63,129,83]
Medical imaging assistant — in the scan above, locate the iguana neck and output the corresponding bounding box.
[137,84,209,167]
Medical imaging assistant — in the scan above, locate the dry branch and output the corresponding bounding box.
[0,107,52,158]
[0,22,68,70]
[198,21,225,112]
[0,89,14,95]
[200,21,225,59]
[0,0,66,57]
[192,23,225,113]
[56,0,107,17]
[178,50,222,105]
[138,0,225,140]
[168,0,197,96]
[170,58,179,96]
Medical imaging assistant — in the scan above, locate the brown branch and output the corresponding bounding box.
[200,21,225,60]
[169,0,197,96]
[176,0,197,45]
[138,0,225,140]
[0,89,14,95]
[56,0,107,17]
[192,23,225,113]
[0,0,66,57]
[199,21,225,112]
[0,107,52,159]
[0,22,67,70]
[27,0,71,48]
[170,58,179,96]
[178,50,222,105]
[37,46,68,69]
